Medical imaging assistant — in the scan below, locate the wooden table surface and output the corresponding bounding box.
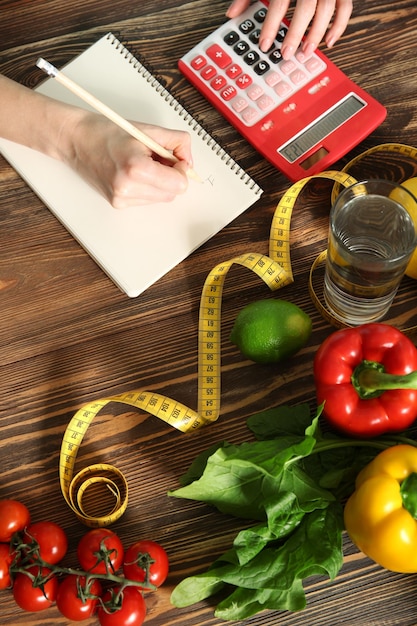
[1,1,417,624]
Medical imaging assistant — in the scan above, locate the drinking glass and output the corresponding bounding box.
[323,179,417,325]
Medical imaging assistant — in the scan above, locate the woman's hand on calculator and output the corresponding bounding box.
[226,0,353,59]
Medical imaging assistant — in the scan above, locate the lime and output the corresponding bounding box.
[230,298,312,364]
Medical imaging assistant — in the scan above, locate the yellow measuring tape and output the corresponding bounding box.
[60,143,417,526]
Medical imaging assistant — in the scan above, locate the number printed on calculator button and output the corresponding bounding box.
[244,50,260,65]
[249,29,261,45]
[269,49,283,63]
[234,40,250,55]
[239,19,255,34]
[254,7,267,22]
[276,26,288,42]
[254,60,270,75]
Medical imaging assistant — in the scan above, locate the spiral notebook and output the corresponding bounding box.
[0,33,262,297]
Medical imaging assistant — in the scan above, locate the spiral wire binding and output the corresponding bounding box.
[107,32,263,194]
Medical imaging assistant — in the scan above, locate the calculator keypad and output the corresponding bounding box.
[182,5,326,127]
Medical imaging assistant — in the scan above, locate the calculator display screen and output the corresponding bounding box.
[278,94,366,163]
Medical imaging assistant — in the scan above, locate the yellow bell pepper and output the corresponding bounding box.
[344,444,417,573]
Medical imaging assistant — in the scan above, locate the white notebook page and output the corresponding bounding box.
[0,33,263,297]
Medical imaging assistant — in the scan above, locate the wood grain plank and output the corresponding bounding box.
[1,0,417,624]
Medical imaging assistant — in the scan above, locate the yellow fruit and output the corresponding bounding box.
[391,178,417,279]
[230,299,312,364]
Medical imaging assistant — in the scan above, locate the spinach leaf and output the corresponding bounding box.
[215,578,306,620]
[169,403,375,621]
[171,503,344,621]
[246,402,314,440]
[168,408,328,521]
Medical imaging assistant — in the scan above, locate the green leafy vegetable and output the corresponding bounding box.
[169,403,411,621]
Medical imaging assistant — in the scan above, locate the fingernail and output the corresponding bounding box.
[326,35,336,48]
[302,42,316,58]
[259,36,273,52]
[281,44,294,60]
[225,0,236,17]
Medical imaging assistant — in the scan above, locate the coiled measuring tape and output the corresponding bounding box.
[60,143,417,526]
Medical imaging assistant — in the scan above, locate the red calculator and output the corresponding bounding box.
[178,0,387,181]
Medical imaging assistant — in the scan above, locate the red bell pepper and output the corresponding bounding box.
[313,323,417,437]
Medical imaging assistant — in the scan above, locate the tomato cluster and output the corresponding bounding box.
[0,499,169,625]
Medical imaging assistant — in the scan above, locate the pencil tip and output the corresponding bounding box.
[188,168,203,183]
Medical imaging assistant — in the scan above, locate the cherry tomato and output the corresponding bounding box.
[97,585,146,626]
[123,540,169,590]
[56,574,102,621]
[0,499,31,542]
[13,566,58,612]
[0,543,15,589]
[24,521,68,564]
[77,528,124,575]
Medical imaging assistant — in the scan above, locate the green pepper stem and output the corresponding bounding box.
[400,472,417,519]
[352,360,417,399]
[286,434,417,468]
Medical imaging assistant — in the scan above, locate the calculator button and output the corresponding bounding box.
[280,60,297,75]
[254,60,270,75]
[211,75,227,90]
[304,56,327,75]
[191,55,207,71]
[276,26,288,42]
[290,69,307,86]
[206,44,232,69]
[226,63,242,78]
[241,107,259,123]
[234,41,250,55]
[231,97,248,113]
[224,30,239,45]
[275,81,293,97]
[257,94,275,111]
[265,71,281,87]
[254,8,267,22]
[244,50,260,65]
[247,84,264,100]
[239,19,255,35]
[249,29,261,45]
[269,49,283,64]
[295,50,311,64]
[221,85,237,101]
[201,65,217,80]
[236,73,253,88]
